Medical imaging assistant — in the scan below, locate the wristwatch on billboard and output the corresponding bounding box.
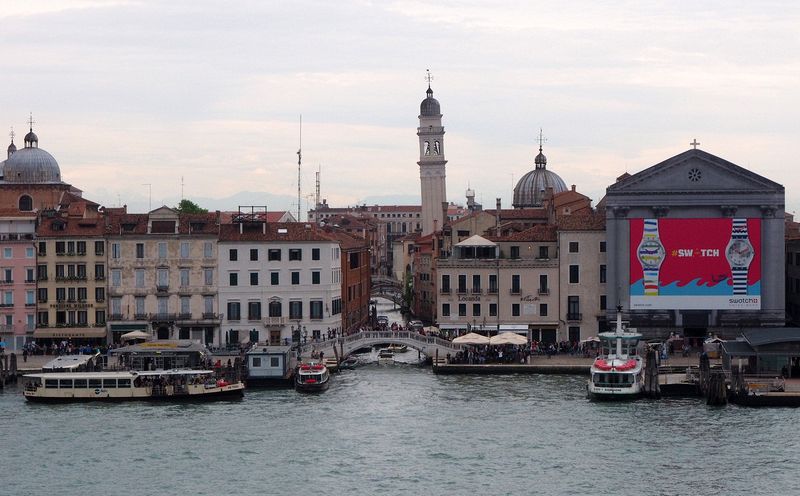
[636,218,665,296]
[726,218,754,295]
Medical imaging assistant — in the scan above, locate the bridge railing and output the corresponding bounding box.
[299,330,463,355]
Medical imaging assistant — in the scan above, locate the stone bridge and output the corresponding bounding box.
[370,276,405,307]
[300,330,463,361]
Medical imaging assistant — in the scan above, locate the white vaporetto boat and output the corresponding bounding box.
[587,307,644,401]
[23,369,245,403]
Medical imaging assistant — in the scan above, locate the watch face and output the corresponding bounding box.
[727,239,754,267]
[638,240,665,269]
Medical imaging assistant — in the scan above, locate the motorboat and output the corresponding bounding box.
[22,369,245,403]
[295,362,330,393]
[377,349,394,364]
[587,307,644,401]
[386,344,408,353]
[338,356,360,370]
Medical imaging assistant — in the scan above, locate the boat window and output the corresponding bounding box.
[270,357,279,367]
[102,379,117,388]
[118,379,131,388]
[252,357,262,368]
[45,379,59,389]
[59,379,73,389]
[89,378,102,389]
[74,379,88,388]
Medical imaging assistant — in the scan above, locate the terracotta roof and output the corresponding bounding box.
[37,215,106,237]
[106,212,219,235]
[489,224,558,242]
[219,211,293,224]
[322,228,369,251]
[0,208,37,218]
[219,222,338,243]
[556,212,606,231]
[481,208,549,220]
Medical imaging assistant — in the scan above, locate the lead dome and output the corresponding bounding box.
[420,87,441,117]
[512,144,567,208]
[2,128,62,183]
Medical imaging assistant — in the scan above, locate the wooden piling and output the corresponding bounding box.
[643,347,661,399]
[706,371,728,406]
[9,353,17,383]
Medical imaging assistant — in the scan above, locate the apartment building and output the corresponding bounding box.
[0,210,37,350]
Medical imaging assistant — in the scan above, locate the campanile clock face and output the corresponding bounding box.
[637,240,665,269]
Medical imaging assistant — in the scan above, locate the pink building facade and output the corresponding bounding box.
[0,211,37,350]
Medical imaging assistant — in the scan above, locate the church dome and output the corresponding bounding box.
[420,87,441,117]
[3,144,61,183]
[512,146,567,208]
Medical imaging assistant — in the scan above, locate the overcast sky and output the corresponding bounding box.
[2,1,798,216]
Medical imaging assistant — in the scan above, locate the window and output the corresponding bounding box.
[229,272,238,286]
[111,269,121,287]
[25,267,34,282]
[291,271,299,285]
[111,243,120,259]
[441,275,451,292]
[180,296,190,315]
[3,247,11,259]
[538,246,549,259]
[157,296,168,314]
[95,241,104,256]
[204,296,214,314]
[600,295,607,311]
[289,249,302,261]
[77,287,87,301]
[55,264,64,279]
[458,304,467,317]
[37,311,48,326]
[489,274,498,293]
[289,301,302,320]
[76,241,86,255]
[569,326,581,342]
[349,252,360,269]
[312,248,320,260]
[56,288,66,302]
[600,241,606,253]
[203,242,213,258]
[569,241,579,253]
[250,272,259,286]
[110,297,122,316]
[204,268,213,286]
[157,242,167,259]
[511,274,520,294]
[568,296,580,319]
[269,301,282,317]
[3,268,11,282]
[95,287,105,302]
[25,247,34,258]
[268,249,281,261]
[248,301,261,320]
[539,275,548,294]
[458,274,467,293]
[472,303,481,317]
[26,290,34,305]
[136,243,145,259]
[512,304,520,317]
[180,242,190,259]
[310,300,323,319]
[95,310,105,325]
[19,194,33,211]
[489,303,497,317]
[271,272,279,285]
[442,303,450,317]
[569,265,579,284]
[229,249,238,261]
[135,269,145,288]
[600,264,607,284]
[331,297,341,315]
[312,271,320,285]
[38,242,46,256]
[510,246,520,259]
[227,302,241,321]
[472,274,481,292]
[539,304,548,317]
[37,288,47,303]
[157,268,169,287]
[94,264,105,280]
[180,268,190,287]
[250,248,258,261]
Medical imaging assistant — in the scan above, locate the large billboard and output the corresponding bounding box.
[630,218,761,310]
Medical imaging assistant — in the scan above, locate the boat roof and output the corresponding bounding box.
[247,345,292,354]
[110,340,209,354]
[42,353,99,370]
[598,332,642,340]
[24,369,216,380]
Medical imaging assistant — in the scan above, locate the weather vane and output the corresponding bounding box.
[537,128,547,150]
[425,69,433,88]
[28,112,35,131]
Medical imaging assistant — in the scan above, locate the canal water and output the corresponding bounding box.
[2,301,798,495]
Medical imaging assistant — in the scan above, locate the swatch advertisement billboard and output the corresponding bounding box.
[630,218,761,310]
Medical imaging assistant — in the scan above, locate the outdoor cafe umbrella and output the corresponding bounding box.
[579,336,600,344]
[489,332,528,346]
[452,332,490,345]
[120,330,150,342]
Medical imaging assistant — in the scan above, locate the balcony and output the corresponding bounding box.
[24,302,36,307]
[567,313,583,321]
[510,288,521,295]
[95,251,104,257]
[149,313,176,322]
[264,316,286,326]
[25,279,35,284]
[177,312,192,320]
[457,287,468,295]
[440,287,451,294]
[156,284,169,293]
[95,275,105,281]
[538,288,550,296]
[134,313,148,320]
[487,287,498,294]
[471,288,483,295]
[202,312,220,320]
[109,314,124,321]
[0,279,12,285]
[0,303,13,308]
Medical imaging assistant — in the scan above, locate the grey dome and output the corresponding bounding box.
[420,87,441,116]
[24,131,38,145]
[512,147,566,208]
[3,146,61,183]
[7,142,16,154]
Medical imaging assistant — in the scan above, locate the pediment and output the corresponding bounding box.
[607,149,783,195]
[148,205,179,218]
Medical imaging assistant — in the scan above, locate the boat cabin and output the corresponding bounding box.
[296,363,328,385]
[110,340,209,370]
[722,328,800,377]
[246,345,292,380]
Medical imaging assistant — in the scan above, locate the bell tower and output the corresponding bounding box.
[417,71,447,235]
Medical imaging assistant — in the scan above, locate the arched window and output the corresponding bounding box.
[18,195,33,211]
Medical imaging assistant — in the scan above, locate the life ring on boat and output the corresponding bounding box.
[300,364,311,370]
[594,359,613,371]
[216,379,228,387]
[614,359,637,371]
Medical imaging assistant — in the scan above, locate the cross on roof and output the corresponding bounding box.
[537,128,547,150]
[690,138,700,150]
[9,127,14,143]
[425,69,433,88]
[28,112,35,131]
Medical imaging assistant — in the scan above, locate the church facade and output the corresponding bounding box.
[604,147,785,342]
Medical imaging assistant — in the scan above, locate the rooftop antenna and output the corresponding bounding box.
[181,176,184,200]
[142,183,152,211]
[297,115,302,222]
[315,165,321,210]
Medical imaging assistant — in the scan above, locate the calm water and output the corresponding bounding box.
[3,368,800,496]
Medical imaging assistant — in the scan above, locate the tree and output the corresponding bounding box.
[175,199,207,214]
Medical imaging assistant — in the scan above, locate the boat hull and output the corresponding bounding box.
[587,385,642,401]
[24,384,245,403]
[294,379,329,393]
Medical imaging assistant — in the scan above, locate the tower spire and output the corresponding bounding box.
[9,127,15,144]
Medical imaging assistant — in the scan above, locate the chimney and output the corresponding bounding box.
[441,201,449,230]
[571,184,576,192]
[495,198,501,237]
